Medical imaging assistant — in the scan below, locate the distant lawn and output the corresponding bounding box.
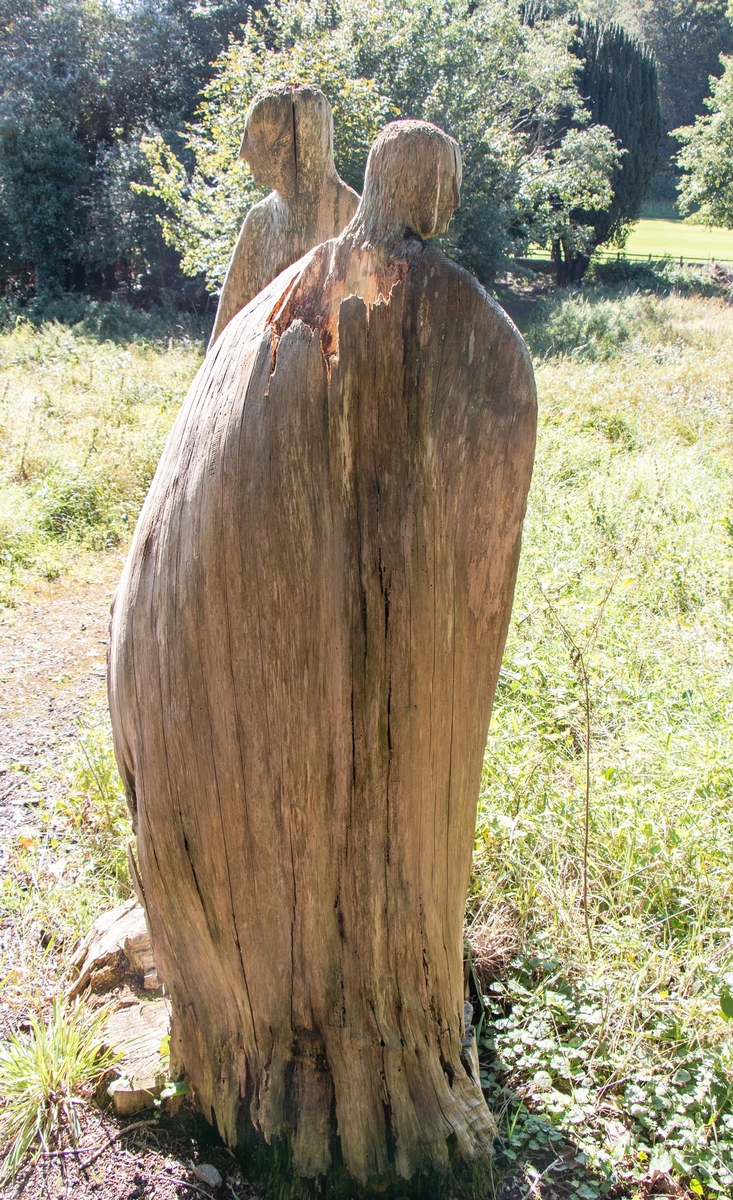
[614,217,733,263]
[528,216,733,265]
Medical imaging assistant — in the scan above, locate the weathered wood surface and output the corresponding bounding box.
[209,83,358,350]
[109,119,537,1188]
[105,997,171,1116]
[69,897,157,997]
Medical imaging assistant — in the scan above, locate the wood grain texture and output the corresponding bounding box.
[109,120,537,1189]
[209,84,358,351]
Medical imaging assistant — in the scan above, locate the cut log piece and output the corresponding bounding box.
[208,84,358,350]
[109,119,537,1192]
[69,898,158,997]
[105,997,171,1116]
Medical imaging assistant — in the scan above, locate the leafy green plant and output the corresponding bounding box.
[523,292,633,360]
[0,998,118,1181]
[481,947,733,1195]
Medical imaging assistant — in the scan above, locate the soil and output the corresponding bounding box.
[0,557,123,847]
[7,1104,262,1200]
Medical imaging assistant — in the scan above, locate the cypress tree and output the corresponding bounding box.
[574,20,662,248]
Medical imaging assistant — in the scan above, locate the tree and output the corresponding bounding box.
[575,22,661,238]
[0,0,267,297]
[142,0,619,288]
[621,0,733,133]
[547,20,661,282]
[0,120,88,291]
[675,53,733,224]
[522,123,620,283]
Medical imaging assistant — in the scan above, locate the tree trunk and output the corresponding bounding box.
[552,237,591,285]
[109,121,536,1195]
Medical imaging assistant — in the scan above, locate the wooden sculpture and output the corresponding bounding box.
[208,83,359,350]
[109,119,537,1192]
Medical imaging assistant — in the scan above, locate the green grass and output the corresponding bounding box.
[0,709,135,1028]
[528,215,733,265]
[0,997,118,1181]
[620,218,733,264]
[473,291,733,1196]
[0,313,203,605]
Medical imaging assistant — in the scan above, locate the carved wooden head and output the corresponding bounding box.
[238,83,336,198]
[352,119,462,245]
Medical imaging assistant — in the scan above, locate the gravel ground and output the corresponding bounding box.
[6,1105,262,1200]
[0,557,123,848]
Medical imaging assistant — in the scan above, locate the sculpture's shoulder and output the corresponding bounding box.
[238,191,288,241]
[409,242,535,402]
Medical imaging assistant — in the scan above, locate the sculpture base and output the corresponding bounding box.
[232,1122,497,1200]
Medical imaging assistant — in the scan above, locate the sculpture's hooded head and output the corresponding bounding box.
[239,83,336,199]
[352,120,462,245]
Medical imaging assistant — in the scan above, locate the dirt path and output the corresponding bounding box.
[0,557,269,1200]
[0,556,124,848]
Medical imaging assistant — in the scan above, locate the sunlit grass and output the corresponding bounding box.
[2,295,733,1194]
[623,218,733,264]
[0,318,203,604]
[476,291,733,1194]
[0,997,118,1181]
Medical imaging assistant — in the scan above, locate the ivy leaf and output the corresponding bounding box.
[159,1080,190,1101]
[720,988,733,1020]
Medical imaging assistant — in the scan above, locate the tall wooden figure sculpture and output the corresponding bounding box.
[109,120,537,1193]
[209,83,359,349]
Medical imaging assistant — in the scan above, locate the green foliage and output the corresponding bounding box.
[573,21,661,247]
[61,722,133,888]
[474,290,733,1194]
[483,949,733,1194]
[0,120,89,291]
[144,0,620,287]
[623,0,733,133]
[0,997,118,1181]
[523,291,635,359]
[586,255,733,295]
[676,55,733,228]
[0,0,265,296]
[0,716,133,1031]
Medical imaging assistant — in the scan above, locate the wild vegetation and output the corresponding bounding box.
[476,288,733,1196]
[0,304,203,606]
[1,274,732,1195]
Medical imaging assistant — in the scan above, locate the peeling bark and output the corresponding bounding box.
[109,120,537,1192]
